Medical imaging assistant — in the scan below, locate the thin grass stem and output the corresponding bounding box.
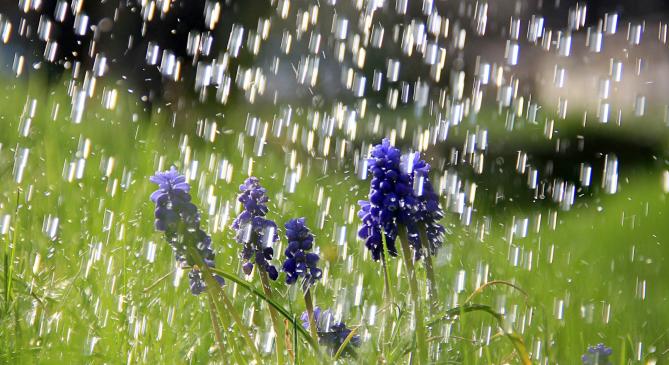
[464,280,529,305]
[258,269,287,365]
[303,287,319,340]
[142,270,174,293]
[4,188,20,313]
[428,304,532,365]
[206,293,228,362]
[398,225,429,364]
[380,233,394,350]
[418,227,438,315]
[206,267,324,358]
[186,248,263,364]
[333,326,359,360]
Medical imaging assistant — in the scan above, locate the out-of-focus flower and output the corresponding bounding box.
[282,217,322,287]
[357,139,446,260]
[150,166,223,295]
[232,177,279,280]
[411,156,446,256]
[300,307,360,355]
[582,344,613,365]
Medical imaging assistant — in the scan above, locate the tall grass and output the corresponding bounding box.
[0,77,667,363]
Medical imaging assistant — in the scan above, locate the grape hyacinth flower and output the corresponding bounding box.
[411,154,446,256]
[232,177,279,280]
[150,166,224,295]
[283,217,322,340]
[300,307,361,356]
[282,217,322,287]
[582,344,613,365]
[357,138,441,363]
[357,138,446,260]
[232,177,288,362]
[357,138,411,260]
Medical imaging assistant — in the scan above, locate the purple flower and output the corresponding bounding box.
[150,166,223,295]
[300,307,361,355]
[411,156,446,256]
[582,344,612,365]
[151,167,198,231]
[232,177,279,280]
[357,139,407,260]
[282,218,322,288]
[357,139,445,260]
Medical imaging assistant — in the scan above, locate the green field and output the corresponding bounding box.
[1,78,668,364]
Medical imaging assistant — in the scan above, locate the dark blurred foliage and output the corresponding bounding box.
[0,0,666,105]
[0,0,270,104]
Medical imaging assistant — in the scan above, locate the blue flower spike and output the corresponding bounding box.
[300,307,361,356]
[582,344,613,365]
[232,177,280,280]
[149,166,224,295]
[282,217,322,288]
[357,138,446,260]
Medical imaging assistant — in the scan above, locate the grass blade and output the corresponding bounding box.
[207,267,324,357]
[428,304,532,365]
[258,269,287,365]
[142,270,174,293]
[293,314,299,364]
[206,293,228,362]
[464,280,529,305]
[398,226,428,364]
[185,248,263,363]
[333,326,358,360]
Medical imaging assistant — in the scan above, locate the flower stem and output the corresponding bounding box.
[418,228,438,315]
[206,292,246,365]
[208,268,263,364]
[4,188,20,313]
[380,234,394,349]
[259,269,287,364]
[398,225,429,364]
[424,254,437,312]
[208,266,324,358]
[380,233,394,301]
[303,287,319,340]
[206,293,228,361]
[187,248,263,363]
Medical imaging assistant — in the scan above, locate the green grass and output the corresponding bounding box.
[0,77,668,364]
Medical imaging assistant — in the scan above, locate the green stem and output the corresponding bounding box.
[418,228,438,315]
[206,267,322,356]
[259,269,287,364]
[121,229,128,362]
[428,304,532,365]
[142,270,174,293]
[206,293,228,362]
[186,248,263,364]
[398,225,428,364]
[211,293,248,364]
[206,291,245,365]
[333,326,359,360]
[210,272,262,363]
[380,234,394,301]
[4,188,20,313]
[3,230,8,311]
[464,280,528,305]
[3,189,20,361]
[293,314,299,363]
[380,232,395,351]
[303,287,319,340]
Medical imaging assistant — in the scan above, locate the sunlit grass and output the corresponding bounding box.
[0,78,667,363]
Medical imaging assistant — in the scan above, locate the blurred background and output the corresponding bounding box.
[1,0,669,362]
[1,0,669,107]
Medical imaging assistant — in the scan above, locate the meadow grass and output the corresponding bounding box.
[0,78,668,364]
